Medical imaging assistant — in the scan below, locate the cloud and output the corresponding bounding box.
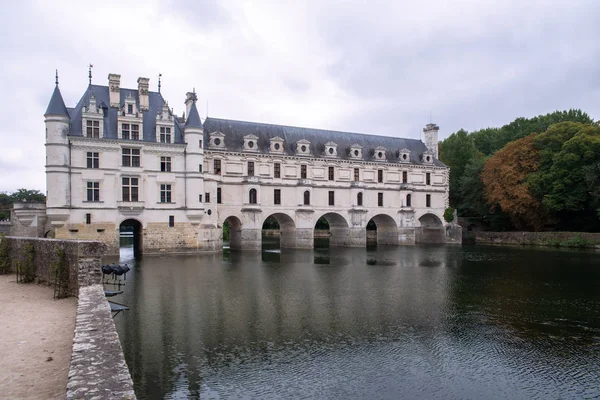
[0,0,598,192]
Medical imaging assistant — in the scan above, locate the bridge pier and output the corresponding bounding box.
[295,228,314,248]
[240,228,262,251]
[330,227,366,247]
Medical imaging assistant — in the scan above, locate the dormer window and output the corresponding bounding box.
[159,127,171,143]
[324,141,338,158]
[127,104,133,114]
[123,93,137,116]
[296,139,310,156]
[243,134,259,152]
[373,146,387,161]
[209,131,226,149]
[349,144,363,160]
[122,123,140,140]
[83,94,103,138]
[398,148,411,163]
[270,136,285,154]
[422,150,434,164]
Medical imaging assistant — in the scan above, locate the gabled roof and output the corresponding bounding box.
[185,102,203,129]
[202,117,446,166]
[45,85,69,117]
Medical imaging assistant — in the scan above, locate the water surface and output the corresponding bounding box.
[109,242,600,399]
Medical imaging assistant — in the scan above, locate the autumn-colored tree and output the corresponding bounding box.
[481,134,547,230]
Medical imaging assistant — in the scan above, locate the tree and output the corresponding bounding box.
[529,122,600,231]
[481,134,547,230]
[438,129,480,208]
[10,189,45,203]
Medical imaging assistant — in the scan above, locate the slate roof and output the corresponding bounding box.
[66,85,185,144]
[185,102,203,129]
[202,117,445,166]
[45,85,69,116]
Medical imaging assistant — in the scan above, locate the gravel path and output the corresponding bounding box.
[0,274,76,399]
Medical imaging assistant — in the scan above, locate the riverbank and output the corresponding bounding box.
[0,274,76,399]
[473,231,600,249]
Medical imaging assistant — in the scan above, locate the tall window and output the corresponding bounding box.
[169,216,174,227]
[86,152,99,169]
[214,159,221,174]
[160,156,171,172]
[402,171,408,183]
[357,192,363,206]
[406,194,412,207]
[85,213,91,225]
[249,188,257,204]
[328,191,335,206]
[127,104,133,114]
[378,192,383,207]
[274,189,281,205]
[199,194,203,203]
[86,120,100,138]
[248,161,255,176]
[426,173,431,185]
[426,194,431,207]
[205,192,210,203]
[131,124,140,140]
[303,190,310,205]
[122,148,140,167]
[122,177,139,202]
[86,182,99,202]
[378,170,383,183]
[274,163,281,178]
[199,164,202,172]
[354,168,360,182]
[160,184,172,203]
[328,166,335,181]
[217,188,222,204]
[301,165,307,179]
[160,127,172,143]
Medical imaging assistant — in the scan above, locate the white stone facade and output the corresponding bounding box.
[44,73,458,255]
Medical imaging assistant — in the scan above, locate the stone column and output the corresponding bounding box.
[295,228,314,248]
[376,227,399,246]
[241,228,262,251]
[280,229,296,248]
[76,241,108,290]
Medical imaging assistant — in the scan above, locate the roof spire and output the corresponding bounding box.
[55,69,59,85]
[88,63,93,85]
[158,73,162,93]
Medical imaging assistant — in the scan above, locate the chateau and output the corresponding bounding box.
[43,73,460,255]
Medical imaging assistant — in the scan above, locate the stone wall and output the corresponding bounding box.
[10,202,47,238]
[474,231,600,249]
[1,236,106,296]
[0,236,136,399]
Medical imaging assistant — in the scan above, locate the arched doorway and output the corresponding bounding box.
[367,214,399,247]
[417,213,445,243]
[314,212,350,247]
[223,216,242,251]
[262,213,296,250]
[120,219,143,258]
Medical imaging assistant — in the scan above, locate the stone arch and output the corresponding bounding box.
[119,218,143,258]
[367,213,398,246]
[222,215,242,250]
[314,212,351,247]
[262,212,296,248]
[417,213,445,243]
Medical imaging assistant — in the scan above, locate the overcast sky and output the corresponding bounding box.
[1,0,599,193]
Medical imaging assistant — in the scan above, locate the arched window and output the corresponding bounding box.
[249,188,257,204]
[406,194,411,207]
[357,192,363,206]
[303,190,310,205]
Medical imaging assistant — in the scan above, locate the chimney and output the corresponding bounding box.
[137,77,150,111]
[108,73,121,108]
[185,91,197,119]
[423,123,439,159]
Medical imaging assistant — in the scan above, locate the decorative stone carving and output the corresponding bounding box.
[349,144,363,160]
[296,139,310,156]
[373,146,387,161]
[269,136,285,154]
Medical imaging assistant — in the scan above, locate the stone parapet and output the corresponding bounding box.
[66,285,136,400]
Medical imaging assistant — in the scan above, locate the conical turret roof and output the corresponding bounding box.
[45,85,69,116]
[185,101,203,129]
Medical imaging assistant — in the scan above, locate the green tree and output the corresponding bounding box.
[10,189,45,203]
[438,129,480,208]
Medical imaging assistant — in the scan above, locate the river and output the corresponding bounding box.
[108,240,600,399]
